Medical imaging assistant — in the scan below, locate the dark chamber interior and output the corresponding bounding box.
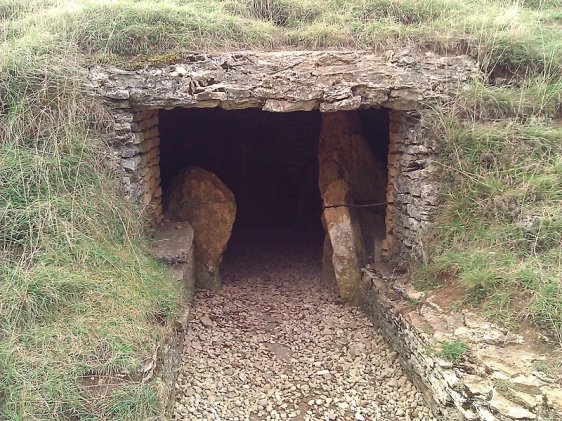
[159,108,389,269]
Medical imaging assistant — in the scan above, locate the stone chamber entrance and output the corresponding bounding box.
[90,51,480,420]
[92,51,453,295]
[159,108,325,287]
[153,107,436,420]
[158,107,391,294]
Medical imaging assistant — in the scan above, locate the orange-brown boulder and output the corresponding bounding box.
[166,167,236,289]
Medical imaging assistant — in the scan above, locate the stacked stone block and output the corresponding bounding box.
[111,109,163,225]
[384,110,438,258]
[90,50,475,239]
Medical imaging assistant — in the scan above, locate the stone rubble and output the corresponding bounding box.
[173,239,434,421]
[362,270,562,421]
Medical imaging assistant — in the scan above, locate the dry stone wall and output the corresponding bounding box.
[113,109,163,224]
[384,109,439,257]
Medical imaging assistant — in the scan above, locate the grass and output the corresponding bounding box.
[432,340,468,362]
[1,0,561,72]
[0,22,181,420]
[1,0,561,418]
[417,108,562,342]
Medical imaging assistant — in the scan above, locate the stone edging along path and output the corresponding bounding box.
[149,221,561,420]
[360,267,562,421]
[151,222,197,414]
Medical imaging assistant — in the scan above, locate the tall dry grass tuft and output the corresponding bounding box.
[1,15,180,421]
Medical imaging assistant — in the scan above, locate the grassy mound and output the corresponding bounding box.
[0,26,180,421]
[420,117,562,338]
[1,0,561,418]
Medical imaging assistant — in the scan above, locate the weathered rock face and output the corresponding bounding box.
[153,220,197,295]
[319,111,388,248]
[165,167,236,289]
[361,269,562,421]
[318,112,387,300]
[88,50,476,113]
[318,113,387,202]
[320,234,337,285]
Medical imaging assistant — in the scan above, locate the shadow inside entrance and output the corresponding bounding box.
[159,107,391,288]
[160,108,326,284]
[222,225,324,284]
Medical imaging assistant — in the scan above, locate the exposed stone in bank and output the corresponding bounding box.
[361,267,562,421]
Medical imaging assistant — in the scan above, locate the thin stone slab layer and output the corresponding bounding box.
[89,50,476,112]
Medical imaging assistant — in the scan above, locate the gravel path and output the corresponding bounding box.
[173,229,434,421]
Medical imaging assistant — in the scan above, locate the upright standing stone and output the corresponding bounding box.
[165,167,236,289]
[321,234,337,286]
[318,112,387,301]
[322,179,366,303]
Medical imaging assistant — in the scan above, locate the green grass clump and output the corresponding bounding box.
[433,340,468,362]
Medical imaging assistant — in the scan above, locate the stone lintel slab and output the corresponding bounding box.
[88,50,477,112]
